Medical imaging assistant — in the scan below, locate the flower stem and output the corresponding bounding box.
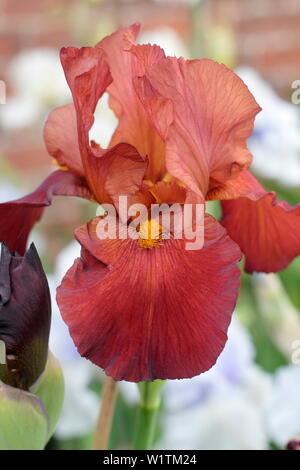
[92,375,118,450]
[132,380,165,450]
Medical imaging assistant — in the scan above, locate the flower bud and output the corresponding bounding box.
[286,437,300,450]
[31,351,64,441]
[0,242,51,390]
[0,380,49,450]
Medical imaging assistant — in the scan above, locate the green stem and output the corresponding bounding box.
[132,380,165,450]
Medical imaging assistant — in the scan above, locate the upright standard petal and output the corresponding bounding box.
[0,170,92,254]
[97,24,167,182]
[220,172,300,273]
[60,46,112,132]
[60,42,147,204]
[60,45,112,177]
[88,143,148,206]
[44,104,84,176]
[135,57,261,195]
[0,244,51,390]
[57,215,241,382]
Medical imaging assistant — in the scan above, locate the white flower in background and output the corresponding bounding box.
[164,318,256,412]
[89,93,118,148]
[54,360,100,439]
[0,178,22,202]
[0,95,40,130]
[266,365,300,448]
[242,365,273,408]
[236,66,300,187]
[118,380,139,406]
[119,318,256,408]
[252,273,300,359]
[49,241,101,439]
[8,48,70,105]
[157,318,271,450]
[138,27,189,59]
[1,48,70,130]
[159,390,269,450]
[53,240,81,293]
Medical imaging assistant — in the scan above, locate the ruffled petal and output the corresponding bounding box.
[43,101,147,207]
[57,215,241,382]
[206,170,265,201]
[135,57,261,195]
[0,170,92,254]
[83,143,148,207]
[220,173,300,273]
[97,24,167,182]
[60,41,147,204]
[60,46,112,133]
[60,45,112,179]
[44,104,84,176]
[149,181,187,204]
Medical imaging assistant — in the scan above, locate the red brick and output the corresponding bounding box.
[0,34,19,56]
[3,0,62,16]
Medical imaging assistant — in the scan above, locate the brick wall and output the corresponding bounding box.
[208,0,300,96]
[0,0,190,81]
[0,0,192,191]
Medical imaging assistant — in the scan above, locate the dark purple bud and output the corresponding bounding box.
[0,243,51,390]
[286,437,300,450]
[0,243,11,306]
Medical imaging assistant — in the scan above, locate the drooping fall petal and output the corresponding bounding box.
[97,24,167,182]
[0,170,92,255]
[219,172,300,273]
[0,243,51,390]
[221,193,300,273]
[56,215,241,382]
[135,57,261,196]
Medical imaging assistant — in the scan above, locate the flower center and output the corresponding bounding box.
[137,219,163,249]
[51,159,69,171]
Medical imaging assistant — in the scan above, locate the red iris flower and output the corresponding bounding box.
[1,24,300,382]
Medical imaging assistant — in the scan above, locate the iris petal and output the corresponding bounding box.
[57,215,241,382]
[0,170,92,255]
